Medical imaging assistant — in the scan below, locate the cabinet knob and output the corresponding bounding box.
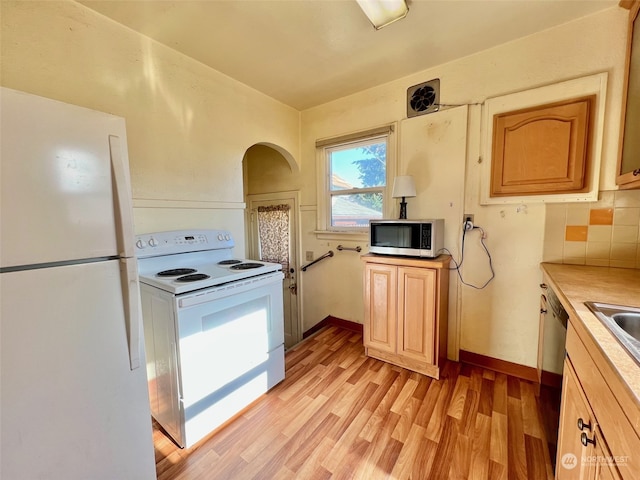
[581,432,596,447]
[540,283,548,290]
[540,308,548,314]
[633,168,640,176]
[577,418,592,431]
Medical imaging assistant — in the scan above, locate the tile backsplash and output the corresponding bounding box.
[543,190,640,269]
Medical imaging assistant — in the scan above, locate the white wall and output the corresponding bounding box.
[0,0,300,252]
[1,1,631,368]
[299,6,628,366]
[245,144,303,195]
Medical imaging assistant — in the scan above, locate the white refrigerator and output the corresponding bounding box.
[0,87,156,479]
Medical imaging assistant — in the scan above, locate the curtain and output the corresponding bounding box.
[257,204,291,278]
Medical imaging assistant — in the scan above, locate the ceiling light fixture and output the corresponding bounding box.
[356,0,409,30]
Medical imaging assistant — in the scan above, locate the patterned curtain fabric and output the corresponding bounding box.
[257,204,291,277]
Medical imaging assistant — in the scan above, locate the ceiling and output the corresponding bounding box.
[80,0,618,110]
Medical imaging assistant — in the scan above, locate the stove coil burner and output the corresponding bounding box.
[218,259,243,265]
[157,268,197,277]
[230,263,264,270]
[175,273,211,282]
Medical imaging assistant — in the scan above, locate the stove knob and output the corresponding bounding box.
[224,234,231,241]
[217,234,224,241]
[135,239,147,249]
[148,237,158,247]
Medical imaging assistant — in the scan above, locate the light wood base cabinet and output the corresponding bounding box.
[556,360,616,480]
[362,254,449,379]
[556,323,638,480]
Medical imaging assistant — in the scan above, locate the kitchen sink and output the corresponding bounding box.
[611,313,640,341]
[585,302,640,365]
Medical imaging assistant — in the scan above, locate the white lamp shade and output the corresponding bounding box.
[392,176,416,198]
[356,0,409,29]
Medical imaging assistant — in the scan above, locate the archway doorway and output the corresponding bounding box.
[243,143,301,348]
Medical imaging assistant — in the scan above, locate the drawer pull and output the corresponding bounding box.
[581,432,596,447]
[540,308,548,314]
[577,418,592,431]
[540,283,548,290]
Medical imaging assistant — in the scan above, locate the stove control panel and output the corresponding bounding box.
[175,234,207,246]
[134,229,235,258]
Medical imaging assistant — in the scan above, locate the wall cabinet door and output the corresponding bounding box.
[397,266,436,365]
[363,263,397,354]
[617,1,640,189]
[557,360,595,480]
[491,96,594,197]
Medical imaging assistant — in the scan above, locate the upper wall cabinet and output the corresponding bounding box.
[490,95,594,197]
[617,1,640,189]
[481,73,608,205]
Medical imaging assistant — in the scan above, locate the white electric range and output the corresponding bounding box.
[136,229,285,448]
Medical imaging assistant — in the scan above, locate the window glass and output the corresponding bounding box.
[329,141,386,190]
[331,193,383,227]
[326,137,387,229]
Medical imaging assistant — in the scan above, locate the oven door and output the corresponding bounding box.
[174,271,285,447]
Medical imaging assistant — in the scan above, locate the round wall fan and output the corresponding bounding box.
[407,79,440,118]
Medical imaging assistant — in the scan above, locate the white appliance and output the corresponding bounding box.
[0,88,156,479]
[136,230,285,448]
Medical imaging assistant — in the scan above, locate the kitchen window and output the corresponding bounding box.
[315,124,396,236]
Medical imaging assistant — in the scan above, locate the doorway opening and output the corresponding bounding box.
[243,143,301,348]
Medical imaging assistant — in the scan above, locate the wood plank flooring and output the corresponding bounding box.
[154,326,555,480]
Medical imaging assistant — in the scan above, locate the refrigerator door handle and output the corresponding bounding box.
[109,135,136,259]
[121,257,142,370]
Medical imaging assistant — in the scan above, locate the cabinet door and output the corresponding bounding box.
[590,426,622,480]
[617,1,640,189]
[363,263,397,354]
[557,360,595,480]
[397,266,436,364]
[491,96,593,196]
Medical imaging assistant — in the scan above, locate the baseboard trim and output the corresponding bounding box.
[303,316,363,339]
[541,370,563,389]
[459,350,539,383]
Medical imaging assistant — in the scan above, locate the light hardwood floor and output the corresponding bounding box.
[154,326,555,480]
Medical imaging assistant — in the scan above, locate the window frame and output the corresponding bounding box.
[315,123,397,236]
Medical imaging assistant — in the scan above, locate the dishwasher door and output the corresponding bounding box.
[537,283,567,473]
[541,287,568,385]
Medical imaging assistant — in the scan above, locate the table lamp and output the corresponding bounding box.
[392,176,416,219]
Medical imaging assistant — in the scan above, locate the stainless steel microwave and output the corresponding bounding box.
[369,219,444,258]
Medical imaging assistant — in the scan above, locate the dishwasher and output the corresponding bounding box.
[537,282,568,471]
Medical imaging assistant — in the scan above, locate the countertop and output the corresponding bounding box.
[360,253,451,269]
[540,263,640,409]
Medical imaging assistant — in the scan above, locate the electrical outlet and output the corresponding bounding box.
[305,251,314,261]
[462,213,474,232]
